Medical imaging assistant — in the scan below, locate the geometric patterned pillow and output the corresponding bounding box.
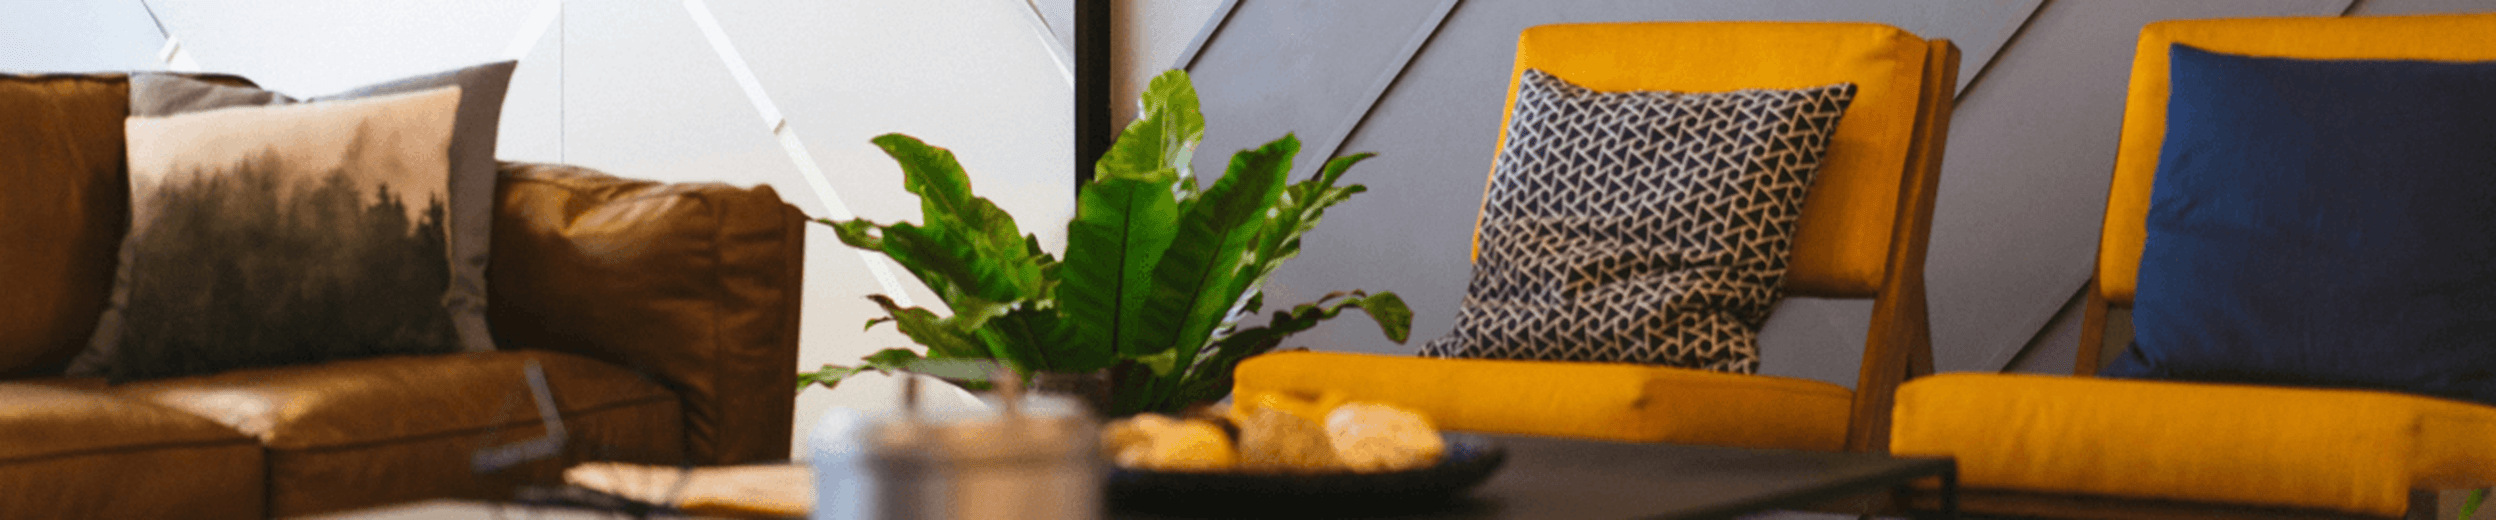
[1417,69,1856,374]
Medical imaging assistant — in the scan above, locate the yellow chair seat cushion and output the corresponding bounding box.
[1233,351,1853,451]
[1892,373,2496,517]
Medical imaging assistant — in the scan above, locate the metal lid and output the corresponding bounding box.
[867,371,1097,464]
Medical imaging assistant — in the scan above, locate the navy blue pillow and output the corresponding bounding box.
[2105,44,2496,404]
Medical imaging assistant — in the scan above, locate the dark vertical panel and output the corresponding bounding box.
[1076,0,1111,188]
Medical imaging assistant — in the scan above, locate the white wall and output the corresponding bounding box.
[5,0,1079,457]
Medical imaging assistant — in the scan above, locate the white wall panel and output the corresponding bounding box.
[706,0,1075,250]
[0,0,167,72]
[497,7,566,164]
[699,0,1079,450]
[557,1,808,210]
[144,0,533,94]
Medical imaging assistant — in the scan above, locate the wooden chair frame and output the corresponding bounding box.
[1898,13,2492,518]
[1484,29,1961,455]
[1841,38,1959,454]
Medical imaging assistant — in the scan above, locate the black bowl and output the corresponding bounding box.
[1108,433,1506,515]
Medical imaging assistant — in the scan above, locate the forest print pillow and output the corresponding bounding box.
[80,86,464,382]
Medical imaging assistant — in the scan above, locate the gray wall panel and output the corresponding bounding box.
[1112,0,1227,126]
[1997,0,2496,378]
[1209,0,2041,388]
[1923,0,2349,374]
[1186,0,1451,183]
[2354,0,2496,15]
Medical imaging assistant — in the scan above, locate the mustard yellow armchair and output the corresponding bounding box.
[1235,21,1960,454]
[1890,13,2496,519]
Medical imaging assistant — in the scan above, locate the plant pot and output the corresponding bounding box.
[1031,369,1113,417]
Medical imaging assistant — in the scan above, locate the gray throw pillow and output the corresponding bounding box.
[1416,69,1856,373]
[70,62,514,380]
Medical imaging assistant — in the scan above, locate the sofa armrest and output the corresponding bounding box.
[486,162,803,465]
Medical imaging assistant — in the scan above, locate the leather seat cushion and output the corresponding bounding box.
[0,380,263,519]
[105,350,686,517]
[1236,351,1853,451]
[1892,373,2496,518]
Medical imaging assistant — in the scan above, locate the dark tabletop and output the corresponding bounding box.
[1113,434,1953,520]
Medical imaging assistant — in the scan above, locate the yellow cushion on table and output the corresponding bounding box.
[1233,351,1854,451]
[1479,22,1929,297]
[2093,12,2496,304]
[1891,373,2496,518]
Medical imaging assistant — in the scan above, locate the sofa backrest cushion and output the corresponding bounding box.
[488,162,805,464]
[0,73,251,378]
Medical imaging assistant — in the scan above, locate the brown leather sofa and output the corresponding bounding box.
[1,73,805,518]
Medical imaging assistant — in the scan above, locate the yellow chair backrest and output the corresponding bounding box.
[1474,22,1938,297]
[2095,12,2496,305]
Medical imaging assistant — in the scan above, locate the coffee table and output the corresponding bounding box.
[1114,434,1956,520]
[318,434,1954,520]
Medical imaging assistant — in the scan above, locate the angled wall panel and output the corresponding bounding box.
[496,12,565,164]
[145,0,536,94]
[1198,0,2041,388]
[0,1,167,72]
[1111,0,1228,125]
[1184,0,1454,182]
[1186,0,2413,389]
[1924,0,2349,374]
[2005,0,2493,377]
[705,0,1075,249]
[2353,0,2496,15]
[558,1,810,211]
[145,0,566,171]
[704,0,1080,425]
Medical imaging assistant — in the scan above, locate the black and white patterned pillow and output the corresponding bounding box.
[1417,69,1856,373]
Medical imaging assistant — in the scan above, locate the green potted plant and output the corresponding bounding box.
[797,70,1411,416]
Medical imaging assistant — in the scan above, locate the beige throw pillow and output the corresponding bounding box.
[83,86,463,381]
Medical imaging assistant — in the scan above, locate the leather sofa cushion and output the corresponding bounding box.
[104,350,684,516]
[0,73,253,378]
[0,380,264,518]
[0,75,141,378]
[489,162,804,465]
